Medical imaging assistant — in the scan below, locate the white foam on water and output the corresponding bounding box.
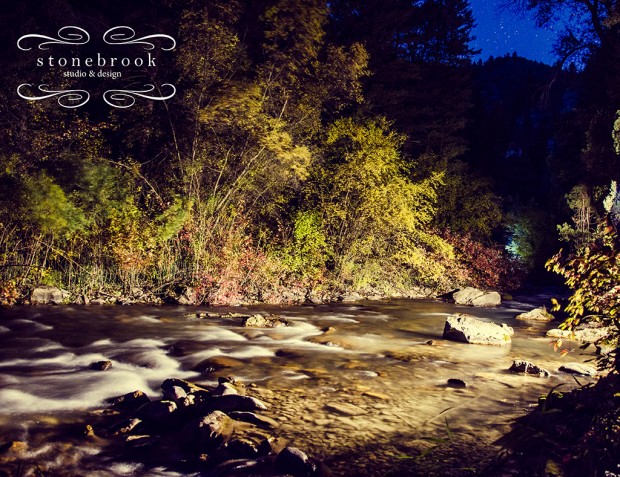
[9,319,53,331]
[0,352,80,369]
[144,467,199,477]
[0,373,20,386]
[88,462,198,477]
[122,338,168,347]
[316,315,360,323]
[133,314,161,323]
[106,462,143,475]
[0,363,197,413]
[22,442,55,458]
[193,328,248,342]
[0,325,10,332]
[110,348,180,371]
[352,370,379,378]
[228,346,276,359]
[281,370,310,380]
[0,388,89,413]
[91,338,113,346]
[185,347,225,361]
[35,340,65,352]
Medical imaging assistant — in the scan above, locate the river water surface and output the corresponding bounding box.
[0,295,597,476]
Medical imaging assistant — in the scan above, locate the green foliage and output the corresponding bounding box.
[557,184,599,245]
[310,117,451,286]
[434,160,503,240]
[506,205,559,272]
[278,211,330,281]
[546,214,620,371]
[22,173,86,238]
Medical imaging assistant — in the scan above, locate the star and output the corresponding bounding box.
[469,0,557,64]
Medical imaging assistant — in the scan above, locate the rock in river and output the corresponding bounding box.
[30,285,67,305]
[324,402,366,416]
[508,359,550,377]
[559,362,598,376]
[182,411,234,452]
[515,307,554,322]
[89,360,113,371]
[242,313,289,328]
[452,287,501,307]
[443,313,513,345]
[547,323,610,343]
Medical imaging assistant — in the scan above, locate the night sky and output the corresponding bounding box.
[469,0,558,64]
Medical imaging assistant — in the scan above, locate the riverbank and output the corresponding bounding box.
[11,282,441,307]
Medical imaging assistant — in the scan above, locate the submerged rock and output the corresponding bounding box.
[515,307,554,322]
[89,360,113,371]
[509,359,550,377]
[442,313,513,345]
[559,363,598,376]
[452,287,501,307]
[193,356,246,374]
[447,378,467,388]
[324,402,366,416]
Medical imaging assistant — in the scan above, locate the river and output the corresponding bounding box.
[0,294,597,476]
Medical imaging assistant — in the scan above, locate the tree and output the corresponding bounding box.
[306,117,450,288]
[546,117,620,372]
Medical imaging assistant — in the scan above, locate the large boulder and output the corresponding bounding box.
[516,307,554,322]
[452,287,501,307]
[442,313,513,346]
[547,323,610,343]
[30,285,67,305]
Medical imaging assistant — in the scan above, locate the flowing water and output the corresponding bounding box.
[0,295,598,476]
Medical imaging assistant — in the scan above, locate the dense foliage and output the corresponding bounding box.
[0,0,618,305]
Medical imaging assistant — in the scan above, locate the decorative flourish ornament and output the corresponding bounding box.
[103,84,176,108]
[16,84,90,108]
[17,26,90,51]
[103,26,176,51]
